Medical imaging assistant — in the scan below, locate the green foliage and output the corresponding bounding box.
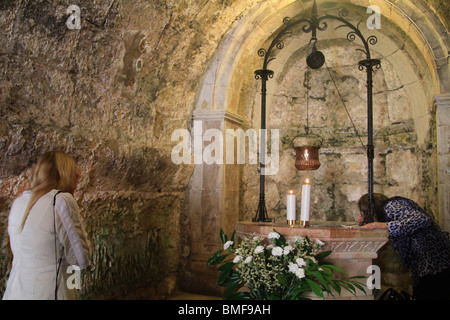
[207,228,367,300]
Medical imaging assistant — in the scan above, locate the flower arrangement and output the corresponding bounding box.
[207,229,366,300]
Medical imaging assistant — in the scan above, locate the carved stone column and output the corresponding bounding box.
[182,109,243,296]
[435,93,450,232]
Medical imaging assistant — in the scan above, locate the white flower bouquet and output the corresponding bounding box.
[207,229,366,300]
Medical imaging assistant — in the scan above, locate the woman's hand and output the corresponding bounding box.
[362,222,388,229]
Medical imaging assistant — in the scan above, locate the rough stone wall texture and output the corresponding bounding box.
[0,0,252,299]
[426,0,450,31]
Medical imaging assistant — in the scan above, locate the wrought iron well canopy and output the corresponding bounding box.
[253,0,380,223]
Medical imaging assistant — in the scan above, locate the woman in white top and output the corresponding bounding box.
[3,151,91,300]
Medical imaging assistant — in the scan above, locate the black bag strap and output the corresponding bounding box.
[53,190,63,300]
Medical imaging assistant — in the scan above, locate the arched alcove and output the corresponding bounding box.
[186,0,449,295]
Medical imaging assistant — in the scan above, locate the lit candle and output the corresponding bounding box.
[300,179,311,227]
[286,190,296,226]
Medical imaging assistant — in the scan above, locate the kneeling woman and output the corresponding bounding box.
[359,194,450,300]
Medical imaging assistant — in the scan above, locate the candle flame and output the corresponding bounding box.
[306,178,310,184]
[289,190,293,194]
[304,149,310,160]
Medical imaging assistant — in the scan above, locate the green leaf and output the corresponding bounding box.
[212,253,229,266]
[220,228,228,244]
[221,271,241,288]
[310,271,332,294]
[290,286,309,300]
[320,264,348,276]
[217,270,231,287]
[338,281,357,295]
[315,250,332,260]
[226,292,253,300]
[277,274,288,286]
[217,263,235,286]
[224,283,240,299]
[319,267,333,277]
[218,261,234,272]
[306,278,324,299]
[328,279,341,295]
[350,280,367,294]
[230,230,236,243]
[207,250,224,265]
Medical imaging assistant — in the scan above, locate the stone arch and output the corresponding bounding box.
[196,0,448,111]
[186,0,449,294]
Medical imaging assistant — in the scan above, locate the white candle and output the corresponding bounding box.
[287,190,296,221]
[300,179,311,224]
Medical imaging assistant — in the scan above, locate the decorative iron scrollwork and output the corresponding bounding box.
[339,7,349,19]
[367,35,378,46]
[258,4,379,68]
[358,59,381,71]
[275,40,284,50]
[301,20,313,33]
[317,21,328,32]
[257,48,266,57]
[254,69,274,81]
[346,31,357,42]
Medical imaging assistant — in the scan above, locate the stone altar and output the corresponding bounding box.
[236,220,389,300]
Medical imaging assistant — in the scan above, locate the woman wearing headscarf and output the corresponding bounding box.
[359,195,450,300]
[3,151,91,300]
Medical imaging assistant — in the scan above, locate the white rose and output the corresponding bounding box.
[223,241,234,250]
[254,245,265,254]
[296,258,306,267]
[268,232,280,240]
[244,256,252,264]
[271,246,283,256]
[288,262,299,273]
[283,245,293,255]
[295,268,305,279]
[315,239,325,246]
[233,255,242,263]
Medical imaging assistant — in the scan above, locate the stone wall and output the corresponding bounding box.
[0,0,252,299]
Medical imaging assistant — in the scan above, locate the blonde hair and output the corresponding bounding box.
[19,151,80,231]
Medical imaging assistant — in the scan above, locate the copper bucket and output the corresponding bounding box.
[294,146,321,170]
[293,137,321,171]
